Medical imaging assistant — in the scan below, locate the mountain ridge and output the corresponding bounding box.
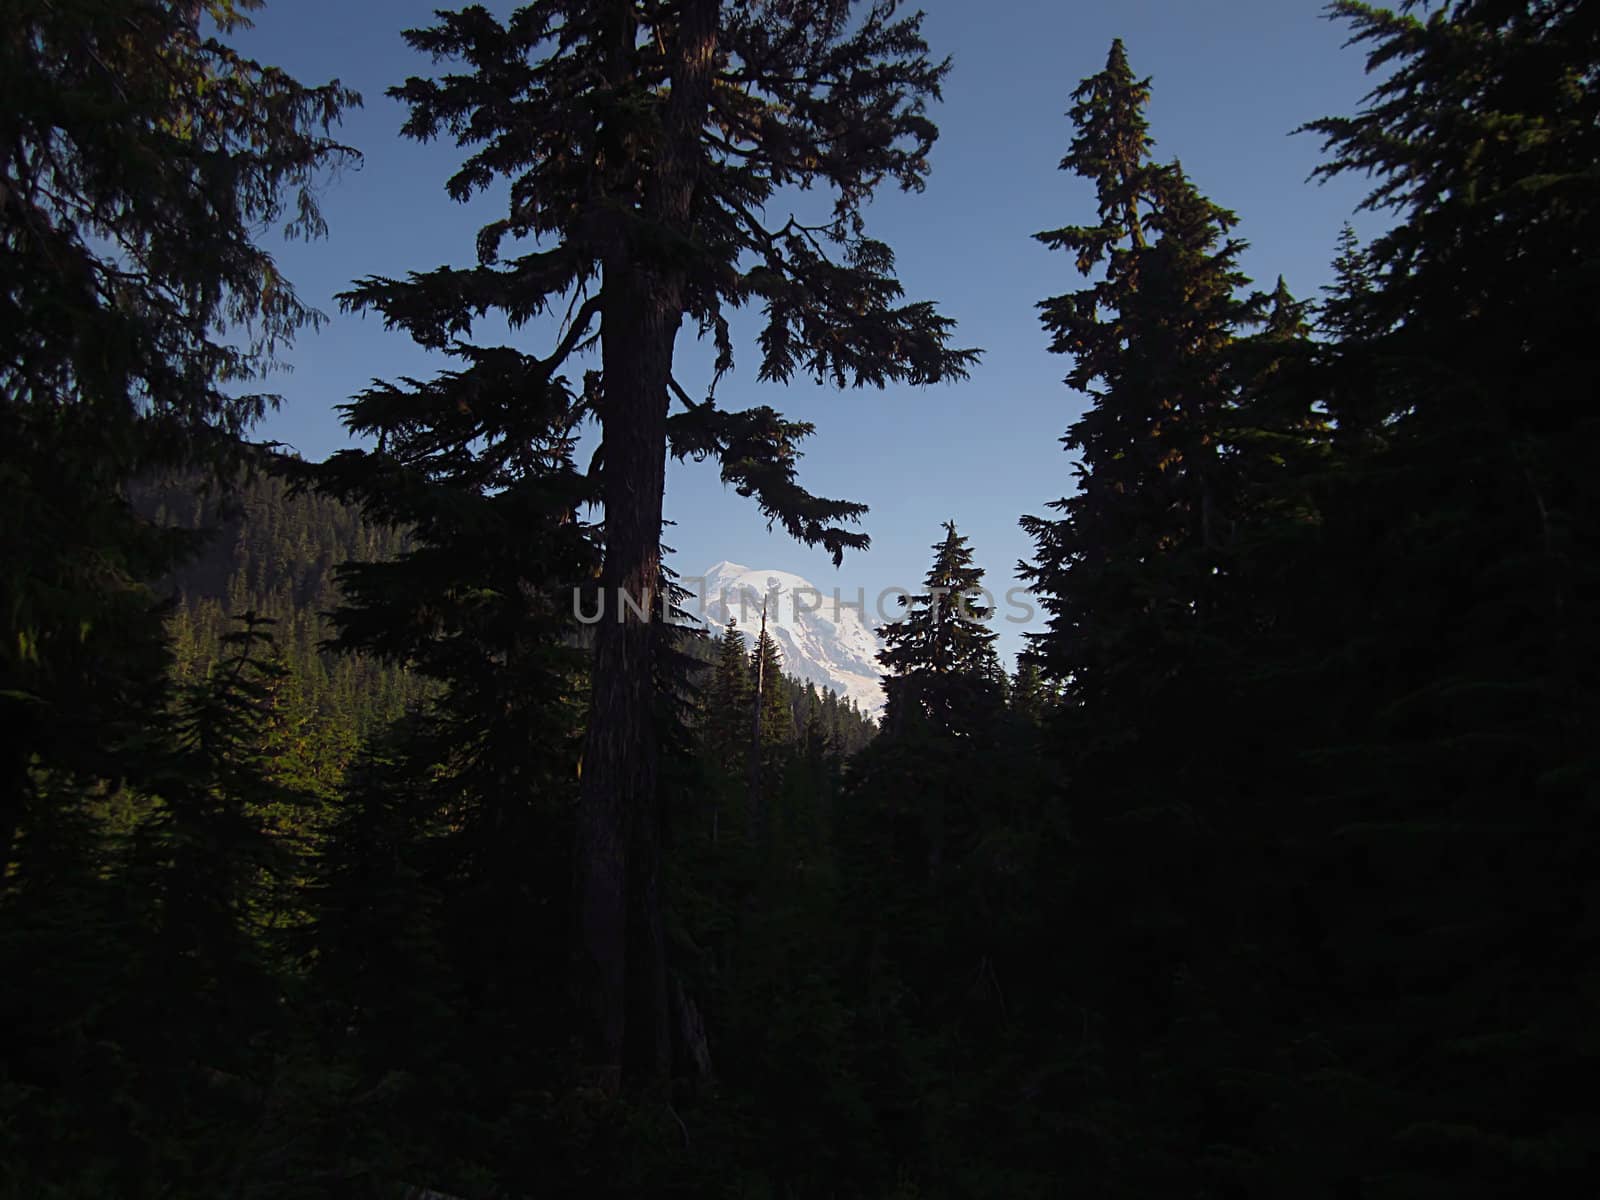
[689,560,885,716]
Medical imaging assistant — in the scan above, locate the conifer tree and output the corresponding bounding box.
[348,0,976,1083]
[695,620,751,846]
[775,681,834,864]
[0,1,355,871]
[748,624,791,838]
[707,621,752,764]
[310,716,456,1110]
[1013,44,1295,1188]
[1214,274,1325,623]
[799,683,827,759]
[868,522,1000,894]
[131,616,303,1062]
[1022,40,1263,702]
[311,414,594,1096]
[0,615,320,1193]
[1008,659,1049,726]
[878,521,1001,738]
[1017,56,1274,993]
[1318,224,1388,455]
[1218,2,1600,1191]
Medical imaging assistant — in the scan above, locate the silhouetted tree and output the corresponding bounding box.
[350,0,976,1083]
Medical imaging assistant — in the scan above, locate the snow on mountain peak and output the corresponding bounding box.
[687,562,885,716]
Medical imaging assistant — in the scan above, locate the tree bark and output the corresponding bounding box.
[576,279,675,1085]
[573,0,719,1088]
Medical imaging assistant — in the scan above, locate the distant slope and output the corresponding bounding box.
[131,469,429,733]
[130,472,875,751]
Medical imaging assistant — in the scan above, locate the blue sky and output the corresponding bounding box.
[234,0,1383,668]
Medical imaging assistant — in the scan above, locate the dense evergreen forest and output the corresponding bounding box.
[131,469,876,786]
[3,1,1595,1197]
[134,473,425,728]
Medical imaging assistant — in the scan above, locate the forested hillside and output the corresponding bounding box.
[135,471,425,729]
[131,465,876,803]
[3,2,1595,1198]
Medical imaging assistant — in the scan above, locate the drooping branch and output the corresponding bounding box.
[340,242,587,349]
[667,396,869,565]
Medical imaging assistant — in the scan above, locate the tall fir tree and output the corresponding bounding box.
[1013,41,1304,1191]
[877,521,1001,739]
[350,0,977,1084]
[706,622,752,767]
[1022,38,1263,707]
[310,370,596,1112]
[865,521,1002,897]
[128,617,302,1067]
[748,622,791,844]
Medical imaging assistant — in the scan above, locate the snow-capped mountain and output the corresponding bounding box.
[689,561,885,716]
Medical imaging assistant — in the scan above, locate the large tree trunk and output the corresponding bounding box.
[574,0,720,1088]
[576,282,675,1086]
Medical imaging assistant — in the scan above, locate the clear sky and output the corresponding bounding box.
[233,1,1383,668]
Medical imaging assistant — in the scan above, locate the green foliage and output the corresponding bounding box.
[1,6,358,1192]
[1,0,356,866]
[136,469,426,736]
[711,623,754,731]
[1,616,330,1197]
